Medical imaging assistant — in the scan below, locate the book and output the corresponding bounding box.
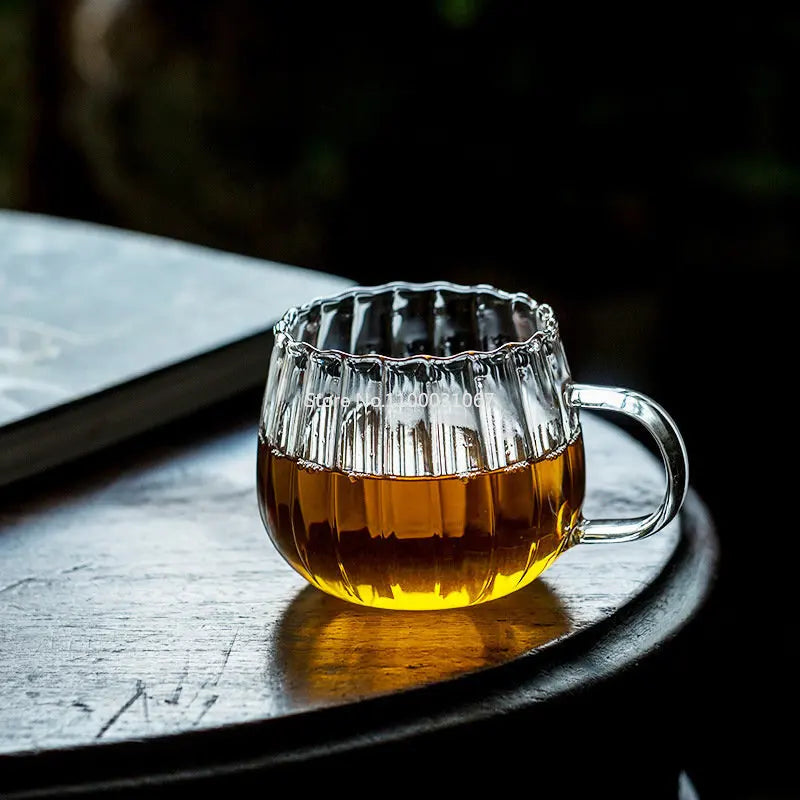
[0,211,352,487]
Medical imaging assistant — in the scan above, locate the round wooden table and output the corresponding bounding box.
[0,402,717,798]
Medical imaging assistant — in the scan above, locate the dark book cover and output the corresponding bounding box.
[0,211,351,486]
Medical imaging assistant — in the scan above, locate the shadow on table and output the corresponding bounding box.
[270,580,572,703]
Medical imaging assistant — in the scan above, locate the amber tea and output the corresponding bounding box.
[257,435,585,610]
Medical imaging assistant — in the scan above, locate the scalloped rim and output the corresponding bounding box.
[273,280,559,364]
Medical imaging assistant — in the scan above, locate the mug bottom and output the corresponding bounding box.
[295,551,569,610]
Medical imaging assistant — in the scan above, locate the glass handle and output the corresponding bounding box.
[566,383,689,544]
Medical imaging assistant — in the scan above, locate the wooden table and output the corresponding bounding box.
[0,401,717,798]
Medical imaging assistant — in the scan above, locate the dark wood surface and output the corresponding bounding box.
[0,404,718,797]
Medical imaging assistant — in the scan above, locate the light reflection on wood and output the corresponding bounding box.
[272,579,571,702]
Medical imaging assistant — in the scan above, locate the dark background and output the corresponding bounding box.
[1,2,795,796]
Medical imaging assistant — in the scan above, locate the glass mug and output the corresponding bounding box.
[257,281,688,611]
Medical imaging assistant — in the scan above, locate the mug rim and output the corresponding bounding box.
[274,280,560,364]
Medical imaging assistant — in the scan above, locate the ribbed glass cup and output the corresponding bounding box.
[257,281,688,610]
[261,282,579,476]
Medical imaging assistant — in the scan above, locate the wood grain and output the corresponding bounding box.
[0,412,684,756]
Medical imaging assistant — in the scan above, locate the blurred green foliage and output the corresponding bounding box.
[0,3,798,282]
[436,0,485,28]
